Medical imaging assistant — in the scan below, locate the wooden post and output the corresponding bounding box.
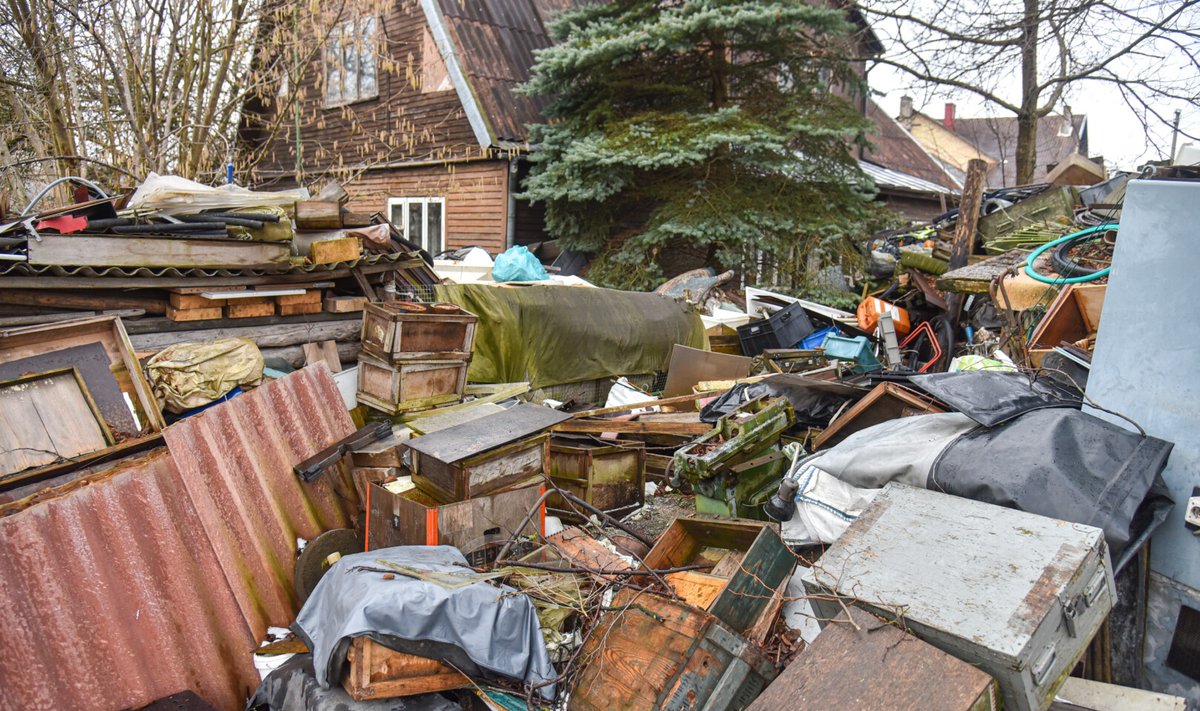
[947,159,988,330]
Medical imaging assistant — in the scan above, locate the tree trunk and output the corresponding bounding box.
[1015,0,1039,185]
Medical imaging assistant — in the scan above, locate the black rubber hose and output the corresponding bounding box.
[1051,232,1106,278]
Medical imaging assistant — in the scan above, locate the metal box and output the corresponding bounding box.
[359,301,477,361]
[355,353,469,415]
[548,437,646,522]
[803,483,1115,711]
[569,589,777,711]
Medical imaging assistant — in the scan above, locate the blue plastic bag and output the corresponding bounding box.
[492,245,549,282]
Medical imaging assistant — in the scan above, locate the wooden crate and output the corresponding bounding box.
[747,607,998,711]
[548,438,645,522]
[356,353,468,415]
[342,637,470,701]
[367,480,544,565]
[568,589,777,711]
[1028,283,1105,366]
[642,517,794,637]
[812,382,944,450]
[360,301,478,361]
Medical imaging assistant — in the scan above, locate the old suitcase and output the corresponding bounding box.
[342,636,471,701]
[803,483,1115,711]
[367,479,544,566]
[547,437,646,522]
[360,301,477,361]
[407,403,571,503]
[642,518,794,637]
[747,606,998,711]
[569,589,777,711]
[355,353,469,415]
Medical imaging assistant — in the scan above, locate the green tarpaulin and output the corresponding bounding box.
[434,284,706,389]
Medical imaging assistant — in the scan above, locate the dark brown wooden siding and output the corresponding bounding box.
[346,161,510,254]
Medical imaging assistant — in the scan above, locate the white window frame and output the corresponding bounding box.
[323,15,379,108]
[387,197,446,254]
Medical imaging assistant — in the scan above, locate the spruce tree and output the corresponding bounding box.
[520,0,878,291]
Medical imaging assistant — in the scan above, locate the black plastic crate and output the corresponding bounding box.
[737,302,815,356]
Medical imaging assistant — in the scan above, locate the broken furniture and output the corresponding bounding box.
[568,588,777,711]
[342,636,471,701]
[642,517,794,638]
[812,382,944,450]
[547,437,646,522]
[747,606,998,711]
[406,403,570,503]
[803,483,1114,711]
[1027,283,1105,367]
[672,397,794,519]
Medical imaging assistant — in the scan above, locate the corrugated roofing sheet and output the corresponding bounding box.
[0,251,411,278]
[864,99,960,191]
[859,160,956,196]
[0,366,357,711]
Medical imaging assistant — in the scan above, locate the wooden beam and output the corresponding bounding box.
[947,158,989,328]
[551,419,712,436]
[569,391,719,419]
[0,288,166,314]
[128,318,362,351]
[27,234,290,269]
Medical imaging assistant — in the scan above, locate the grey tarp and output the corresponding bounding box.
[292,546,556,699]
[248,654,461,711]
[812,413,979,489]
[435,283,706,388]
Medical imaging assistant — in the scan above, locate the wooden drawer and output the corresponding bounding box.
[412,433,548,504]
[360,301,477,361]
[548,438,645,522]
[356,354,468,415]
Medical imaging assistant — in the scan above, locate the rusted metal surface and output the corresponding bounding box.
[163,364,357,635]
[0,366,358,710]
[0,449,259,711]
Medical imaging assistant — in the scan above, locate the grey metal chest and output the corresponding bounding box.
[802,483,1114,711]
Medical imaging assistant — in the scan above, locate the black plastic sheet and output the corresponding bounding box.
[910,371,1081,427]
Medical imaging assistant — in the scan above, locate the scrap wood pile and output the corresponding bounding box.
[0,170,1194,711]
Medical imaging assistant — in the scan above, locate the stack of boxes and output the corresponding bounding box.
[355,301,477,415]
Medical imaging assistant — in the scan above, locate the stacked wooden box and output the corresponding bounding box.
[165,285,326,321]
[356,302,477,415]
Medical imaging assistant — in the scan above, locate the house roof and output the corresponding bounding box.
[423,0,585,149]
[859,160,956,196]
[863,99,960,192]
[952,114,1087,187]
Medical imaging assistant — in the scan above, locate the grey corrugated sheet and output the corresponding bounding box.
[0,366,357,710]
[859,160,955,196]
[0,251,410,279]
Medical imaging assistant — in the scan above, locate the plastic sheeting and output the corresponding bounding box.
[249,654,460,711]
[909,371,1080,427]
[780,462,878,546]
[126,173,308,215]
[700,375,863,427]
[813,413,978,489]
[145,337,264,413]
[434,284,705,388]
[294,546,556,699]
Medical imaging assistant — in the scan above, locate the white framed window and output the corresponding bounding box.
[324,16,378,107]
[388,197,445,254]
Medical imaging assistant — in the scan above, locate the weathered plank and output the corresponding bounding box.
[128,318,362,350]
[27,234,291,268]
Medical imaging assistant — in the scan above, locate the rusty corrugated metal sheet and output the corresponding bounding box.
[0,449,259,711]
[0,366,357,711]
[163,364,357,635]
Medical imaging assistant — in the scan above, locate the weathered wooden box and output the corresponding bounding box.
[355,353,468,415]
[813,382,944,450]
[548,437,645,522]
[803,483,1115,711]
[568,589,777,711]
[1028,283,1105,366]
[360,301,477,361]
[643,517,794,637]
[407,403,571,503]
[747,606,998,711]
[342,636,470,701]
[367,479,544,566]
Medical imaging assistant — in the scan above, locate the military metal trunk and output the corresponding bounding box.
[802,483,1114,711]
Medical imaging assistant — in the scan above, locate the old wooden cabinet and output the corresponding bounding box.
[407,403,570,503]
[360,301,477,361]
[355,353,469,415]
[569,589,777,711]
[367,479,544,565]
[643,518,794,637]
[747,606,998,711]
[803,483,1115,711]
[547,437,645,522]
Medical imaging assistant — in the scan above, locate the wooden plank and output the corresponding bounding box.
[937,248,1033,295]
[295,201,341,230]
[569,391,717,419]
[277,290,322,305]
[551,419,711,436]
[0,342,139,437]
[342,637,470,701]
[406,403,569,463]
[325,295,367,313]
[664,571,726,608]
[166,305,223,322]
[279,302,323,316]
[302,341,341,372]
[0,288,166,315]
[947,158,989,327]
[0,369,111,476]
[226,301,276,319]
[310,237,361,264]
[127,317,362,350]
[26,234,290,268]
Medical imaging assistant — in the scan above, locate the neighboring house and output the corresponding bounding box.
[859,98,960,220]
[898,97,1096,188]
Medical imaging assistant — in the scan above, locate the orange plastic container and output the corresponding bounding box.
[857,297,911,337]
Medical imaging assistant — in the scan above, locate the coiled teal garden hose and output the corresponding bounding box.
[1024,223,1117,284]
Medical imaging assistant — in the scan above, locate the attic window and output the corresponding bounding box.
[421,27,452,93]
[324,16,378,107]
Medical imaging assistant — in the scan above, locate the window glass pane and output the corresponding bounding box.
[426,201,443,255]
[343,41,357,100]
[360,17,377,98]
[389,203,404,229]
[408,202,424,248]
[325,36,341,105]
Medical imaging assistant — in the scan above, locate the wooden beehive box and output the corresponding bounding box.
[407,403,571,503]
[342,637,470,701]
[1028,283,1105,366]
[360,301,477,361]
[356,353,469,415]
[642,517,794,637]
[568,588,777,711]
[367,479,544,566]
[548,437,646,522]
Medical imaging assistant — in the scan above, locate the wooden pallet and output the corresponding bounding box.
[342,637,471,701]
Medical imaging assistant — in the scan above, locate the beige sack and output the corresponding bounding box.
[145,337,264,414]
